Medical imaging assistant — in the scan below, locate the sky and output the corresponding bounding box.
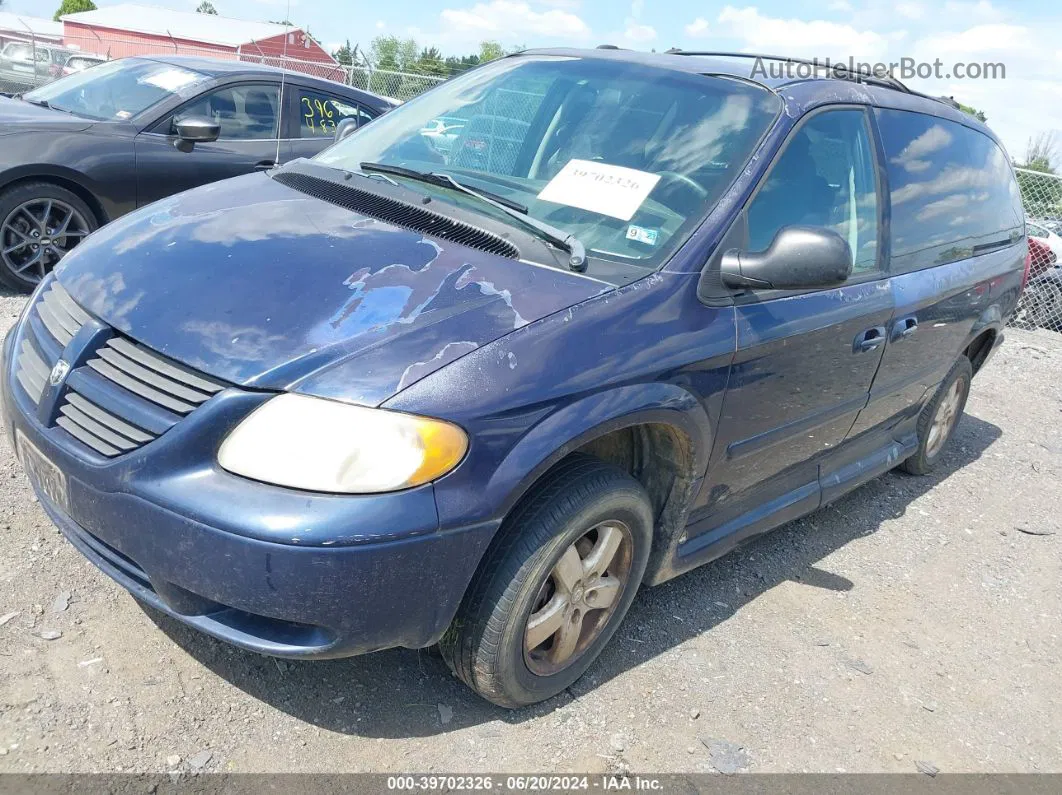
[7,0,1062,158]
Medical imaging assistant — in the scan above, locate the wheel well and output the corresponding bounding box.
[0,174,107,226]
[570,423,699,579]
[964,329,996,375]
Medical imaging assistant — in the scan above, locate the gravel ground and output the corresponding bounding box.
[0,287,1059,776]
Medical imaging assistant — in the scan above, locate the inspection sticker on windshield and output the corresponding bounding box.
[538,159,660,221]
[626,224,659,246]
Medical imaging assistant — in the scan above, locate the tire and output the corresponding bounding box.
[0,181,98,293]
[901,356,973,475]
[440,453,653,708]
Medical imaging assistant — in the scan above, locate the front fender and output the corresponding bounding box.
[0,132,136,221]
[486,382,711,521]
[422,380,712,537]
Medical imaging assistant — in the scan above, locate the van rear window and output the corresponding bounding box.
[875,108,1023,273]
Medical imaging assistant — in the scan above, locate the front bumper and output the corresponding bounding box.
[2,326,497,659]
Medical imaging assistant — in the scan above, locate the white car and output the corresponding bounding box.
[1027,220,1062,259]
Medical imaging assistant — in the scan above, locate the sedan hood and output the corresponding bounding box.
[57,173,611,406]
[0,95,94,133]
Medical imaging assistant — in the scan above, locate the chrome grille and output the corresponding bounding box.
[60,338,225,457]
[14,338,49,404]
[15,282,87,404]
[35,281,90,347]
[88,337,223,411]
[56,393,153,457]
[13,280,227,458]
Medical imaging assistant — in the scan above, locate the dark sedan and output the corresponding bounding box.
[0,55,395,291]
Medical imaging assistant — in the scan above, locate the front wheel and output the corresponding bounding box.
[902,356,973,475]
[440,454,652,707]
[0,182,97,293]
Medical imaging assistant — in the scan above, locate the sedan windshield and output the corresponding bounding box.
[317,54,781,270]
[24,58,209,121]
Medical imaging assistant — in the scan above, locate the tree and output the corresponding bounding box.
[332,39,361,68]
[1023,132,1058,175]
[369,35,418,72]
[957,102,987,123]
[415,46,447,77]
[196,1,217,13]
[479,41,505,63]
[53,0,96,21]
[444,53,481,77]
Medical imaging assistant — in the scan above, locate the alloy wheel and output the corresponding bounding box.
[1,199,91,285]
[927,378,964,458]
[524,520,634,676]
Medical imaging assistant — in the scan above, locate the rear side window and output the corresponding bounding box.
[297,88,373,138]
[875,108,1022,273]
[747,109,880,274]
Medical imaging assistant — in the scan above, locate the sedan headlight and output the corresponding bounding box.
[218,393,467,494]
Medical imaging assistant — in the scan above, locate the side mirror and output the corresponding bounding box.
[173,116,220,152]
[335,117,358,143]
[720,226,853,291]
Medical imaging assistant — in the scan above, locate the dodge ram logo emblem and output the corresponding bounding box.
[49,360,70,388]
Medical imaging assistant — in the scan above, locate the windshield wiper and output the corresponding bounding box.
[360,162,525,211]
[360,161,587,272]
[22,97,50,109]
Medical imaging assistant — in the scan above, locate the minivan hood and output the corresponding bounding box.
[57,173,611,406]
[0,95,94,133]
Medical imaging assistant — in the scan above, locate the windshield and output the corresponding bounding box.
[24,58,209,121]
[316,55,780,270]
[2,43,38,61]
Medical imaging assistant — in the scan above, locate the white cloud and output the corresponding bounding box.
[715,5,890,59]
[684,17,709,37]
[899,21,1062,156]
[891,124,954,173]
[375,20,385,30]
[623,21,657,43]
[631,0,644,18]
[915,23,1026,55]
[692,5,1060,158]
[435,0,591,47]
[942,0,1002,21]
[896,2,925,20]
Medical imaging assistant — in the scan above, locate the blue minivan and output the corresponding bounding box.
[2,48,1026,706]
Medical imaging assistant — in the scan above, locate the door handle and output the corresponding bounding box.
[892,316,918,341]
[853,326,886,353]
[254,161,277,171]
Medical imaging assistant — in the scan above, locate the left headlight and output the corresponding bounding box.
[217,393,468,494]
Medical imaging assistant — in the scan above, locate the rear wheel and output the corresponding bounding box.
[902,356,972,475]
[0,182,97,293]
[440,454,652,707]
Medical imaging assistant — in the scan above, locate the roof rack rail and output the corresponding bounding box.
[663,49,911,94]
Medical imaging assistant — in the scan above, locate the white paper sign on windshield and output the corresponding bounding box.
[537,159,661,221]
[140,68,200,92]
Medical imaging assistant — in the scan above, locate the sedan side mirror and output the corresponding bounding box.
[173,116,220,152]
[720,226,853,291]
[335,117,358,143]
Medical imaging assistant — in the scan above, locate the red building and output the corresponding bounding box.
[60,3,342,80]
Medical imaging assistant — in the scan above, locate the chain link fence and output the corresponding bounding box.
[1012,167,1062,335]
[0,28,446,99]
